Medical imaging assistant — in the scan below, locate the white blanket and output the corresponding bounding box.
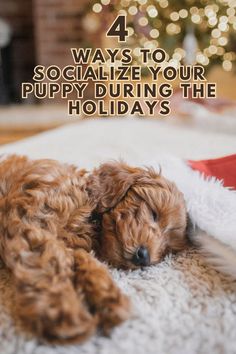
[150,156,236,278]
[0,118,236,354]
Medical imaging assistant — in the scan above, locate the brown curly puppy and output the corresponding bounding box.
[90,162,188,269]
[0,156,188,344]
[0,155,129,344]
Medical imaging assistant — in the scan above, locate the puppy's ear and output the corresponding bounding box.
[88,161,140,212]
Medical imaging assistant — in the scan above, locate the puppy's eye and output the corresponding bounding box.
[151,210,158,222]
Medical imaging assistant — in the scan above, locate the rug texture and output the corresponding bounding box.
[0,118,236,354]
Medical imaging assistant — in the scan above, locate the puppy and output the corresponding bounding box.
[0,155,130,344]
[0,156,188,343]
[89,161,189,269]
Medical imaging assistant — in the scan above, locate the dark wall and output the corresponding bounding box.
[0,0,101,104]
[0,0,35,103]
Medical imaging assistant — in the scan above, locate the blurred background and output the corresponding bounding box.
[0,0,236,145]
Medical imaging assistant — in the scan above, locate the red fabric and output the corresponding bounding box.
[188,154,236,190]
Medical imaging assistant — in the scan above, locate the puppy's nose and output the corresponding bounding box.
[132,246,150,266]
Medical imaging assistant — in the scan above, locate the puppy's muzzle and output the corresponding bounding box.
[132,246,150,266]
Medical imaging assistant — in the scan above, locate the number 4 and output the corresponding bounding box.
[106,15,129,42]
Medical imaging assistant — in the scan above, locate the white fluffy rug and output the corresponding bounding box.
[1,251,236,354]
[0,118,236,354]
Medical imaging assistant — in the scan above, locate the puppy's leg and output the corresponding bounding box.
[1,227,97,343]
[73,249,130,334]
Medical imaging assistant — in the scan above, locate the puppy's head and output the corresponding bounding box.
[89,162,188,269]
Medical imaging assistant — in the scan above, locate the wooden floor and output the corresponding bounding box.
[0,104,70,145]
[0,128,49,145]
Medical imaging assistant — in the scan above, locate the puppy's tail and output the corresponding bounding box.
[190,229,236,279]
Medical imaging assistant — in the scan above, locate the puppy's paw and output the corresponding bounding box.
[40,301,97,344]
[73,249,131,334]
[16,282,98,344]
[97,291,131,334]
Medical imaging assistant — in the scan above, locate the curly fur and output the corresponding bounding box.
[0,156,188,343]
[88,161,188,269]
[0,155,130,344]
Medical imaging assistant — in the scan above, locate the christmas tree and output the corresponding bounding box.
[86,0,236,71]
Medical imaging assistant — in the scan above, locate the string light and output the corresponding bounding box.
[147,5,158,17]
[128,27,134,36]
[150,29,159,38]
[209,45,218,54]
[224,52,235,60]
[179,9,188,18]
[191,14,202,23]
[173,52,182,61]
[212,28,221,38]
[169,59,180,68]
[217,47,225,55]
[133,47,140,57]
[228,15,236,23]
[138,17,148,26]
[174,47,186,58]
[159,0,168,9]
[118,9,127,15]
[92,3,102,13]
[227,7,235,15]
[218,36,228,45]
[219,15,228,22]
[128,6,138,15]
[120,0,130,7]
[166,23,181,35]
[208,17,218,26]
[101,0,110,4]
[190,7,199,14]
[91,0,236,71]
[223,60,232,71]
[170,12,179,21]
[218,22,229,31]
